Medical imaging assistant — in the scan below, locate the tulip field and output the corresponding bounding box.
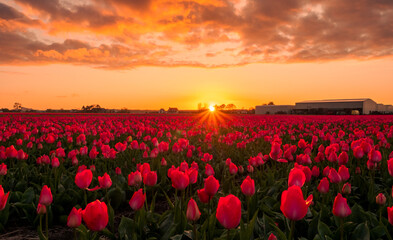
[1,113,393,240]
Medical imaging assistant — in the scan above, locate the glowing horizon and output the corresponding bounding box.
[0,0,393,110]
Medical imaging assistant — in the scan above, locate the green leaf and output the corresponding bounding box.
[150,191,158,212]
[247,210,259,238]
[317,220,332,240]
[118,216,136,240]
[108,204,115,232]
[22,187,35,204]
[263,214,286,240]
[370,225,385,239]
[351,222,370,240]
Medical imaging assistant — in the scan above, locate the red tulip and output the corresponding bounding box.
[186,198,201,221]
[353,146,364,159]
[388,206,393,225]
[39,185,53,206]
[332,193,351,218]
[280,185,313,221]
[128,171,142,187]
[204,176,219,196]
[328,168,342,184]
[323,166,331,177]
[82,200,108,231]
[338,165,350,182]
[368,149,382,163]
[388,158,393,177]
[311,166,320,178]
[229,162,238,175]
[205,164,214,176]
[241,176,255,196]
[129,189,146,211]
[338,152,348,165]
[115,167,122,175]
[0,185,10,211]
[376,193,386,205]
[197,188,210,203]
[143,171,157,186]
[216,194,241,229]
[37,203,46,215]
[186,168,198,184]
[268,233,277,240]
[51,157,60,168]
[288,168,306,187]
[0,163,7,175]
[161,157,167,166]
[171,169,189,190]
[317,177,330,194]
[180,161,189,172]
[67,207,82,228]
[98,173,112,189]
[75,169,93,189]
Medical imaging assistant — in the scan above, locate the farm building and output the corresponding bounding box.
[255,105,294,114]
[294,98,378,115]
[256,98,393,115]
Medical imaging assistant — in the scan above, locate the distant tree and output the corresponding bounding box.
[226,104,236,110]
[216,104,226,110]
[268,102,275,105]
[13,102,22,111]
[198,103,208,110]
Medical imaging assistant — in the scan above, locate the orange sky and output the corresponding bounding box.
[1,0,393,110]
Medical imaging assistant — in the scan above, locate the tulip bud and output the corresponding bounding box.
[171,169,189,190]
[82,200,108,231]
[129,189,145,211]
[216,194,241,229]
[75,169,93,189]
[98,173,112,189]
[0,163,7,175]
[229,162,238,175]
[39,185,53,206]
[204,176,219,196]
[128,171,142,187]
[37,203,46,215]
[268,233,277,240]
[342,183,351,195]
[186,198,201,221]
[67,207,82,228]
[376,193,386,205]
[241,176,255,196]
[317,177,330,194]
[143,171,157,186]
[280,186,313,221]
[0,186,10,211]
[388,206,393,225]
[332,193,351,218]
[288,168,306,187]
[197,188,210,203]
[205,164,214,176]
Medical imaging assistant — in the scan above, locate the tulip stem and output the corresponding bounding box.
[84,190,88,207]
[246,196,250,222]
[39,214,44,239]
[340,218,344,240]
[74,228,77,240]
[193,222,198,240]
[227,229,230,240]
[288,220,295,240]
[45,211,49,239]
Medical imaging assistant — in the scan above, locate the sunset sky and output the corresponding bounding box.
[1,0,392,110]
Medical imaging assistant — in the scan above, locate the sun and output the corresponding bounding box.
[209,105,215,112]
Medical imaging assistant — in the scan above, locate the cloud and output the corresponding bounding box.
[0,0,392,68]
